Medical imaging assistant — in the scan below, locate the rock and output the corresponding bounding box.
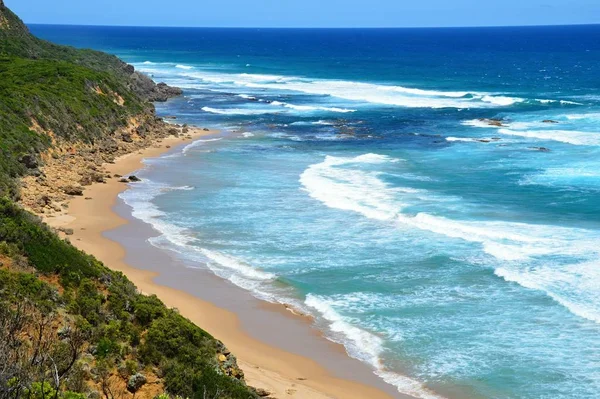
[19,154,39,169]
[528,146,551,152]
[542,119,559,124]
[479,118,506,127]
[127,373,147,393]
[253,388,271,397]
[58,227,74,236]
[114,174,122,178]
[85,197,92,200]
[203,128,210,131]
[121,132,134,143]
[128,175,141,182]
[164,115,177,120]
[119,178,129,183]
[37,195,51,207]
[62,185,84,196]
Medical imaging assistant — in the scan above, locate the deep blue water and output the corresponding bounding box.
[32,24,600,399]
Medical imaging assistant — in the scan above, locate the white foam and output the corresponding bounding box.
[181,137,223,154]
[495,260,600,324]
[299,154,407,221]
[481,95,524,106]
[565,112,600,120]
[201,248,276,281]
[446,137,474,142]
[306,294,446,399]
[301,154,600,324]
[498,128,600,146]
[175,64,194,70]
[237,94,257,100]
[174,70,529,109]
[201,106,280,115]
[269,100,356,113]
[241,132,255,138]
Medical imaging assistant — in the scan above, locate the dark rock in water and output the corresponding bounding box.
[126,373,147,393]
[164,115,177,120]
[203,128,210,131]
[19,154,38,169]
[479,118,506,127]
[529,146,551,152]
[62,185,84,196]
[128,175,141,182]
[542,119,559,124]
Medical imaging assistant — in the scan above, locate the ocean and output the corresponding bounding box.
[31,24,600,399]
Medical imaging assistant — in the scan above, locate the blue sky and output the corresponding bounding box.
[9,0,600,28]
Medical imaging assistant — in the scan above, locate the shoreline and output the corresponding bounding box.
[44,128,408,399]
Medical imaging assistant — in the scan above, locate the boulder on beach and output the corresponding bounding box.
[62,185,84,196]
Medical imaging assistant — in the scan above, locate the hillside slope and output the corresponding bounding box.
[0,3,260,398]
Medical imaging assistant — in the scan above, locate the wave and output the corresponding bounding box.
[306,294,445,399]
[290,120,335,126]
[565,112,600,120]
[497,128,600,146]
[446,137,475,142]
[299,153,408,221]
[181,137,223,154]
[300,153,600,325]
[495,260,600,324]
[172,70,541,109]
[176,64,194,70]
[201,106,280,115]
[269,100,356,113]
[201,248,276,281]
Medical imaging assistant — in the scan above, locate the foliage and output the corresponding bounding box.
[0,199,257,399]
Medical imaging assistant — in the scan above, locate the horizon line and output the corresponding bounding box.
[26,21,600,30]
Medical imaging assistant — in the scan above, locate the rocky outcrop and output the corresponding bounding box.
[216,341,245,380]
[127,373,147,393]
[128,71,183,102]
[478,118,506,127]
[18,115,198,214]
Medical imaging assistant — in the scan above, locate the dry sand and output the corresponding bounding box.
[44,129,407,399]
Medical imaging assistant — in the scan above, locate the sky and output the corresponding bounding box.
[8,0,600,28]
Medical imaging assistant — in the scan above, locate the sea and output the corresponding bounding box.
[31,24,600,399]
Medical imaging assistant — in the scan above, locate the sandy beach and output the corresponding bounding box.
[43,128,406,399]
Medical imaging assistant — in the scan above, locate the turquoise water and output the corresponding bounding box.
[32,25,600,399]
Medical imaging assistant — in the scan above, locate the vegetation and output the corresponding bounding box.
[0,199,258,398]
[0,2,259,398]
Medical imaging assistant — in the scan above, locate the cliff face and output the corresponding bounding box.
[0,3,181,199]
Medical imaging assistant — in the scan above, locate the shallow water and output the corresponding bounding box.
[32,25,600,399]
